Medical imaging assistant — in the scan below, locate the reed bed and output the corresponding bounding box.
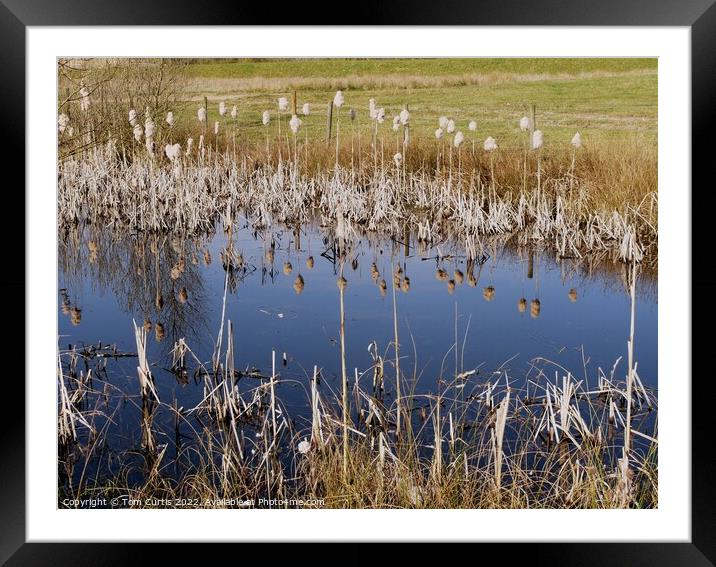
[58,140,656,267]
[58,294,657,509]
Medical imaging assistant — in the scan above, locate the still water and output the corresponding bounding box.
[58,222,657,446]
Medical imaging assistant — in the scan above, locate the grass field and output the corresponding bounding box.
[175,58,657,146]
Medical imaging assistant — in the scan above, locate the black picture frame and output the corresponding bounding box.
[4,0,711,562]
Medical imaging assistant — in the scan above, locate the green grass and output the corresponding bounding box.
[173,66,657,147]
[185,57,656,80]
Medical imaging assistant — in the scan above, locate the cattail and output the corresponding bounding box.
[454,269,464,284]
[393,152,402,167]
[58,113,70,134]
[368,98,377,120]
[219,101,226,116]
[468,120,477,132]
[278,97,289,112]
[370,262,380,281]
[170,258,185,280]
[185,137,194,156]
[178,287,188,303]
[435,128,444,139]
[145,136,154,155]
[231,105,238,119]
[519,116,529,131]
[70,307,82,326]
[483,286,495,301]
[155,293,164,310]
[289,114,302,134]
[302,103,310,116]
[467,273,477,287]
[436,268,448,281]
[197,107,206,122]
[203,249,211,266]
[484,136,498,151]
[166,111,174,127]
[293,274,305,295]
[530,299,541,318]
[439,116,449,129]
[164,143,181,161]
[333,90,345,108]
[401,277,411,293]
[376,108,385,123]
[265,248,274,264]
[453,131,465,148]
[262,110,270,126]
[144,118,156,138]
[337,276,347,290]
[283,262,293,275]
[306,256,314,269]
[392,115,401,132]
[379,279,387,296]
[568,288,578,302]
[532,130,544,150]
[446,119,455,134]
[214,121,219,135]
[143,318,152,332]
[571,132,582,148]
[349,107,356,121]
[399,108,410,125]
[79,86,90,111]
[128,109,138,126]
[144,106,151,120]
[447,280,456,294]
[155,322,166,342]
[518,298,527,313]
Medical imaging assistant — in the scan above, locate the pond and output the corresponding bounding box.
[58,221,657,466]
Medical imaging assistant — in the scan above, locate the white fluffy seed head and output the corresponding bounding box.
[468,120,477,132]
[58,113,70,133]
[532,130,544,150]
[219,101,226,116]
[435,128,444,140]
[333,90,344,108]
[79,87,90,111]
[128,109,137,126]
[368,98,377,119]
[165,143,181,161]
[144,119,156,138]
[520,116,530,131]
[214,121,219,135]
[571,132,582,148]
[289,114,302,134]
[393,152,402,167]
[454,131,465,148]
[297,439,310,455]
[278,97,289,112]
[262,110,270,126]
[439,116,449,129]
[484,136,498,151]
[399,109,410,125]
[376,108,385,123]
[302,103,310,116]
[447,119,455,134]
[392,115,401,131]
[166,111,174,126]
[197,107,206,122]
[230,105,238,119]
[133,124,143,142]
[185,137,194,155]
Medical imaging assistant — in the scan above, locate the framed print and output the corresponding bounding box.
[4,0,712,561]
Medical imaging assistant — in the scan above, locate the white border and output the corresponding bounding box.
[27,27,690,542]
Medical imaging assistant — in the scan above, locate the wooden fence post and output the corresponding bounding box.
[326,99,333,145]
[529,103,536,150]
